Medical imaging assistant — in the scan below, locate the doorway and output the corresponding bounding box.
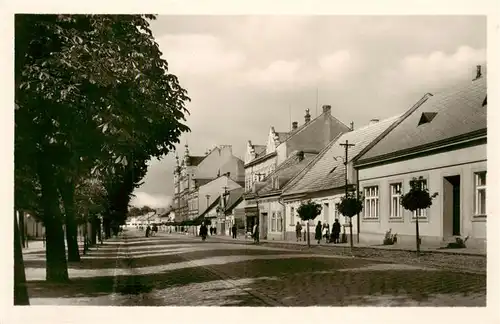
[443,175,461,237]
[261,213,268,240]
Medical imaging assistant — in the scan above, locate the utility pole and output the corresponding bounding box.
[254,172,265,243]
[340,140,355,249]
[222,186,229,235]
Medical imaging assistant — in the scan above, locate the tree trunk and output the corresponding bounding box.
[37,162,69,282]
[415,214,420,257]
[90,217,97,245]
[58,178,80,262]
[14,210,30,305]
[306,223,311,247]
[349,218,354,249]
[19,210,26,248]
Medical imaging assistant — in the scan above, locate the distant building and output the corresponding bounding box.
[354,67,487,248]
[243,105,351,236]
[172,144,244,222]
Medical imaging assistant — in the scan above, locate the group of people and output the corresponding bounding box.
[295,219,342,244]
[198,222,239,241]
[144,224,158,237]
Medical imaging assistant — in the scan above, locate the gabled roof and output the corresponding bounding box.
[223,188,245,214]
[253,145,267,157]
[257,151,319,196]
[282,115,402,196]
[189,156,206,166]
[356,76,487,165]
[199,196,221,218]
[282,112,351,144]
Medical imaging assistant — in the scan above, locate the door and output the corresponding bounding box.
[443,175,461,237]
[261,213,268,240]
[452,180,461,235]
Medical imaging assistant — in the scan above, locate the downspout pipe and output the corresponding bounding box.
[278,196,286,241]
[356,167,360,244]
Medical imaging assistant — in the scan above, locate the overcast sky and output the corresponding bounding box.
[130,15,486,208]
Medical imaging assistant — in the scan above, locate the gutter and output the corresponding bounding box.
[355,129,486,168]
[277,195,286,241]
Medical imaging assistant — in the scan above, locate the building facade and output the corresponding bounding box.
[172,144,244,222]
[281,115,402,242]
[354,68,487,248]
[243,105,352,235]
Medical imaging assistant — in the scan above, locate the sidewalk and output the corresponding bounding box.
[165,231,486,256]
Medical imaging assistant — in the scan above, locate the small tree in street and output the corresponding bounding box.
[297,200,322,247]
[336,191,363,249]
[400,176,438,256]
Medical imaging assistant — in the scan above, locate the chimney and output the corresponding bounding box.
[350,121,354,131]
[322,105,331,115]
[292,121,298,130]
[304,109,311,123]
[474,65,482,80]
[369,119,379,125]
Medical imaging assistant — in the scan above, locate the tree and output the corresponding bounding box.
[15,14,190,282]
[336,191,364,249]
[14,211,30,305]
[297,200,322,247]
[400,176,438,256]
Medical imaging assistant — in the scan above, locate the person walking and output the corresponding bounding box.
[315,221,322,245]
[332,219,341,244]
[295,222,302,242]
[231,224,237,239]
[199,222,208,241]
[252,222,260,244]
[145,225,151,238]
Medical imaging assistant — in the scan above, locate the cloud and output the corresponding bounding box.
[240,50,356,91]
[157,34,246,77]
[383,46,486,91]
[130,192,172,209]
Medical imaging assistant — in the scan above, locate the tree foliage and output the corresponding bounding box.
[15,14,191,281]
[337,191,364,218]
[297,200,322,221]
[400,177,438,212]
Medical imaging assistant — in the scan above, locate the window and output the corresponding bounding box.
[390,183,403,218]
[475,171,486,215]
[364,186,379,219]
[277,211,283,232]
[412,179,428,219]
[290,207,295,226]
[271,212,277,231]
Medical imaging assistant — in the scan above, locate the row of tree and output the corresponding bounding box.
[14,14,190,304]
[297,177,437,251]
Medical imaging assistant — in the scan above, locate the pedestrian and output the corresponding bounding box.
[232,224,237,239]
[315,221,322,244]
[253,222,259,244]
[213,226,217,235]
[145,225,151,238]
[199,222,208,241]
[295,222,302,242]
[332,219,341,243]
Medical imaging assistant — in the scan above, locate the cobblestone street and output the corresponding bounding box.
[22,228,486,306]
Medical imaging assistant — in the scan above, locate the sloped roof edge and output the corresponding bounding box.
[281,131,345,195]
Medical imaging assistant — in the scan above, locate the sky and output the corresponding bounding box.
[130,15,486,208]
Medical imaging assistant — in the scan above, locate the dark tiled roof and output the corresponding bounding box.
[224,188,245,213]
[357,76,487,164]
[252,144,267,158]
[199,196,220,218]
[257,151,319,196]
[189,156,206,166]
[282,115,402,196]
[283,113,351,144]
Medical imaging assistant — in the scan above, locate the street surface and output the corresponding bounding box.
[23,228,486,306]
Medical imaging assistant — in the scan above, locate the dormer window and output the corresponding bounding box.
[418,112,438,126]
